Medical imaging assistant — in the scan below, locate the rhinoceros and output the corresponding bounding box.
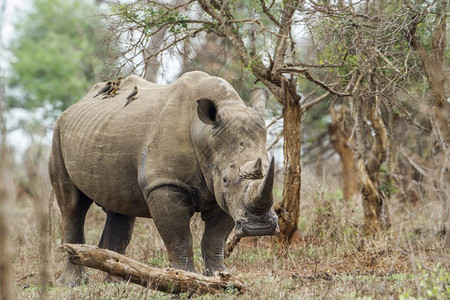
[49,71,279,286]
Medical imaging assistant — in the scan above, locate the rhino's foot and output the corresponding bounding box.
[56,270,88,287]
[204,266,230,277]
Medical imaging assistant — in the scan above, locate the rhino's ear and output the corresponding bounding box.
[197,98,218,125]
[249,88,269,115]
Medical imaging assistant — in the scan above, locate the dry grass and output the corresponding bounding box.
[5,159,450,299]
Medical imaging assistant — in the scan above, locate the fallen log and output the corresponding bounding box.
[58,244,245,295]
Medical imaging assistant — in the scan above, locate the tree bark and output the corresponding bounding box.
[328,109,358,200]
[0,182,14,300]
[354,99,381,235]
[276,89,301,250]
[58,244,245,295]
[353,81,389,235]
[143,27,167,83]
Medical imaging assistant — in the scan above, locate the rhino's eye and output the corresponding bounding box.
[238,141,245,151]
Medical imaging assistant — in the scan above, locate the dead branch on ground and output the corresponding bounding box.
[58,244,245,295]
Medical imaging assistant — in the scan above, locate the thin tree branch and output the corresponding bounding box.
[267,129,284,151]
[267,115,283,129]
[270,0,300,78]
[260,0,281,26]
[301,92,330,112]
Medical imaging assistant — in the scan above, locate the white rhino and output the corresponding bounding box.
[49,71,278,286]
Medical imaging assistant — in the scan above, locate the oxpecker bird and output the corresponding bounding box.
[124,86,138,107]
[93,81,112,98]
[102,82,118,98]
[115,76,124,90]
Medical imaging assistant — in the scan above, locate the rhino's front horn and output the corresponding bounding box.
[246,157,275,212]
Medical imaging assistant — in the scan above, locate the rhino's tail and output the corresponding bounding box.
[48,122,67,185]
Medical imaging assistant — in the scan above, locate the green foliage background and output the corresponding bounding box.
[7,0,115,117]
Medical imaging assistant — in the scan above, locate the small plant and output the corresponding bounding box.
[418,265,450,299]
[224,283,240,295]
[146,251,168,268]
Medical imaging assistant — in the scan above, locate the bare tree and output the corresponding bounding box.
[304,0,448,234]
[105,0,355,250]
[329,106,358,201]
[405,0,449,160]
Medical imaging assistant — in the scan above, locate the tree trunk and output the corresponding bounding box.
[0,166,15,300]
[276,89,301,250]
[0,78,15,300]
[328,111,358,200]
[143,27,167,83]
[406,3,448,236]
[58,244,245,295]
[353,83,389,235]
[357,159,383,235]
[408,3,449,158]
[354,99,381,235]
[0,185,14,300]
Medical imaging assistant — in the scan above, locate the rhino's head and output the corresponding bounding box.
[193,87,279,238]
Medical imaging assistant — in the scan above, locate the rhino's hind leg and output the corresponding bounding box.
[49,127,93,286]
[98,212,135,282]
[98,212,135,253]
[147,186,196,272]
[56,188,93,286]
[201,209,235,276]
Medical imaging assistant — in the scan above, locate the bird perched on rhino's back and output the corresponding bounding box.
[115,76,124,89]
[124,86,138,107]
[102,82,118,99]
[93,81,112,98]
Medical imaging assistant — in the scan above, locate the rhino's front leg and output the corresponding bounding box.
[201,209,235,276]
[147,186,196,272]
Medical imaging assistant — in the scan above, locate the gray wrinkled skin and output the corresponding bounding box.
[49,71,278,286]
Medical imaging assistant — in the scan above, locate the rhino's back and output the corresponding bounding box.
[54,72,209,216]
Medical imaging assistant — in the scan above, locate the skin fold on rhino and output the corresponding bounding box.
[48,71,279,286]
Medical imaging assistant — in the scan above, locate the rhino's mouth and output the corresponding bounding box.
[234,210,279,238]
